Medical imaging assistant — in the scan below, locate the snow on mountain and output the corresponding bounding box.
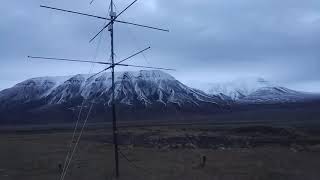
[193,77,272,100]
[2,73,319,111]
[0,76,70,108]
[239,86,313,104]
[192,77,320,104]
[0,70,225,109]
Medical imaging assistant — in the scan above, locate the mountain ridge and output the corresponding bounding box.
[191,77,320,104]
[0,70,228,124]
[1,70,320,124]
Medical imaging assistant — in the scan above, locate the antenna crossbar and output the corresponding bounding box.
[119,64,175,71]
[27,56,109,65]
[87,66,112,80]
[40,5,106,20]
[115,46,150,64]
[116,20,169,32]
[27,46,152,66]
[28,46,174,81]
[89,0,138,42]
[28,55,174,71]
[40,5,169,32]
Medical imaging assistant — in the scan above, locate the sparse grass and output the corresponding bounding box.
[1,126,320,180]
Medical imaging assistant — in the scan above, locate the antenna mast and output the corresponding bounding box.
[109,0,120,177]
[28,0,171,178]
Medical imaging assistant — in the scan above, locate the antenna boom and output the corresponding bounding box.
[40,5,106,20]
[41,5,169,32]
[119,64,175,71]
[89,0,138,42]
[28,55,174,71]
[27,56,109,65]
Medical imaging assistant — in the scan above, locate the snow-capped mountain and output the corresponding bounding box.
[192,77,272,100]
[193,77,320,104]
[0,70,225,111]
[0,76,70,109]
[239,86,319,104]
[1,72,320,124]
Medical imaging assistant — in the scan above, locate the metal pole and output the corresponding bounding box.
[110,0,120,178]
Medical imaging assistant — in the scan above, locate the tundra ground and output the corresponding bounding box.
[1,125,320,180]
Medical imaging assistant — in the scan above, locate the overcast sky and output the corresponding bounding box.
[1,0,320,92]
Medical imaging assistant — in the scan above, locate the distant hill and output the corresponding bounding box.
[0,70,227,124]
[1,71,320,125]
[193,77,320,104]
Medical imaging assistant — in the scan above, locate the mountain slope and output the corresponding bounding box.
[238,86,319,104]
[0,76,69,110]
[0,70,228,124]
[34,70,225,107]
[2,73,320,125]
[197,78,272,100]
[196,77,320,104]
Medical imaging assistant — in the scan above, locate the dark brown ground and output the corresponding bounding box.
[1,125,320,180]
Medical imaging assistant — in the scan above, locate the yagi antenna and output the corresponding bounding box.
[89,0,138,42]
[29,0,171,178]
[40,5,169,33]
[28,47,151,66]
[27,47,175,73]
[27,47,175,72]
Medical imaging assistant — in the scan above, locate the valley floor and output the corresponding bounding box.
[1,124,320,180]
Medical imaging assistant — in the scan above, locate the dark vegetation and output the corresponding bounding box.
[1,99,320,126]
[1,124,320,180]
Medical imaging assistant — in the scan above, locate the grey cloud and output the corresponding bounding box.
[1,0,320,92]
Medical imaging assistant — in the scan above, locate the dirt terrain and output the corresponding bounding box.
[1,125,320,180]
